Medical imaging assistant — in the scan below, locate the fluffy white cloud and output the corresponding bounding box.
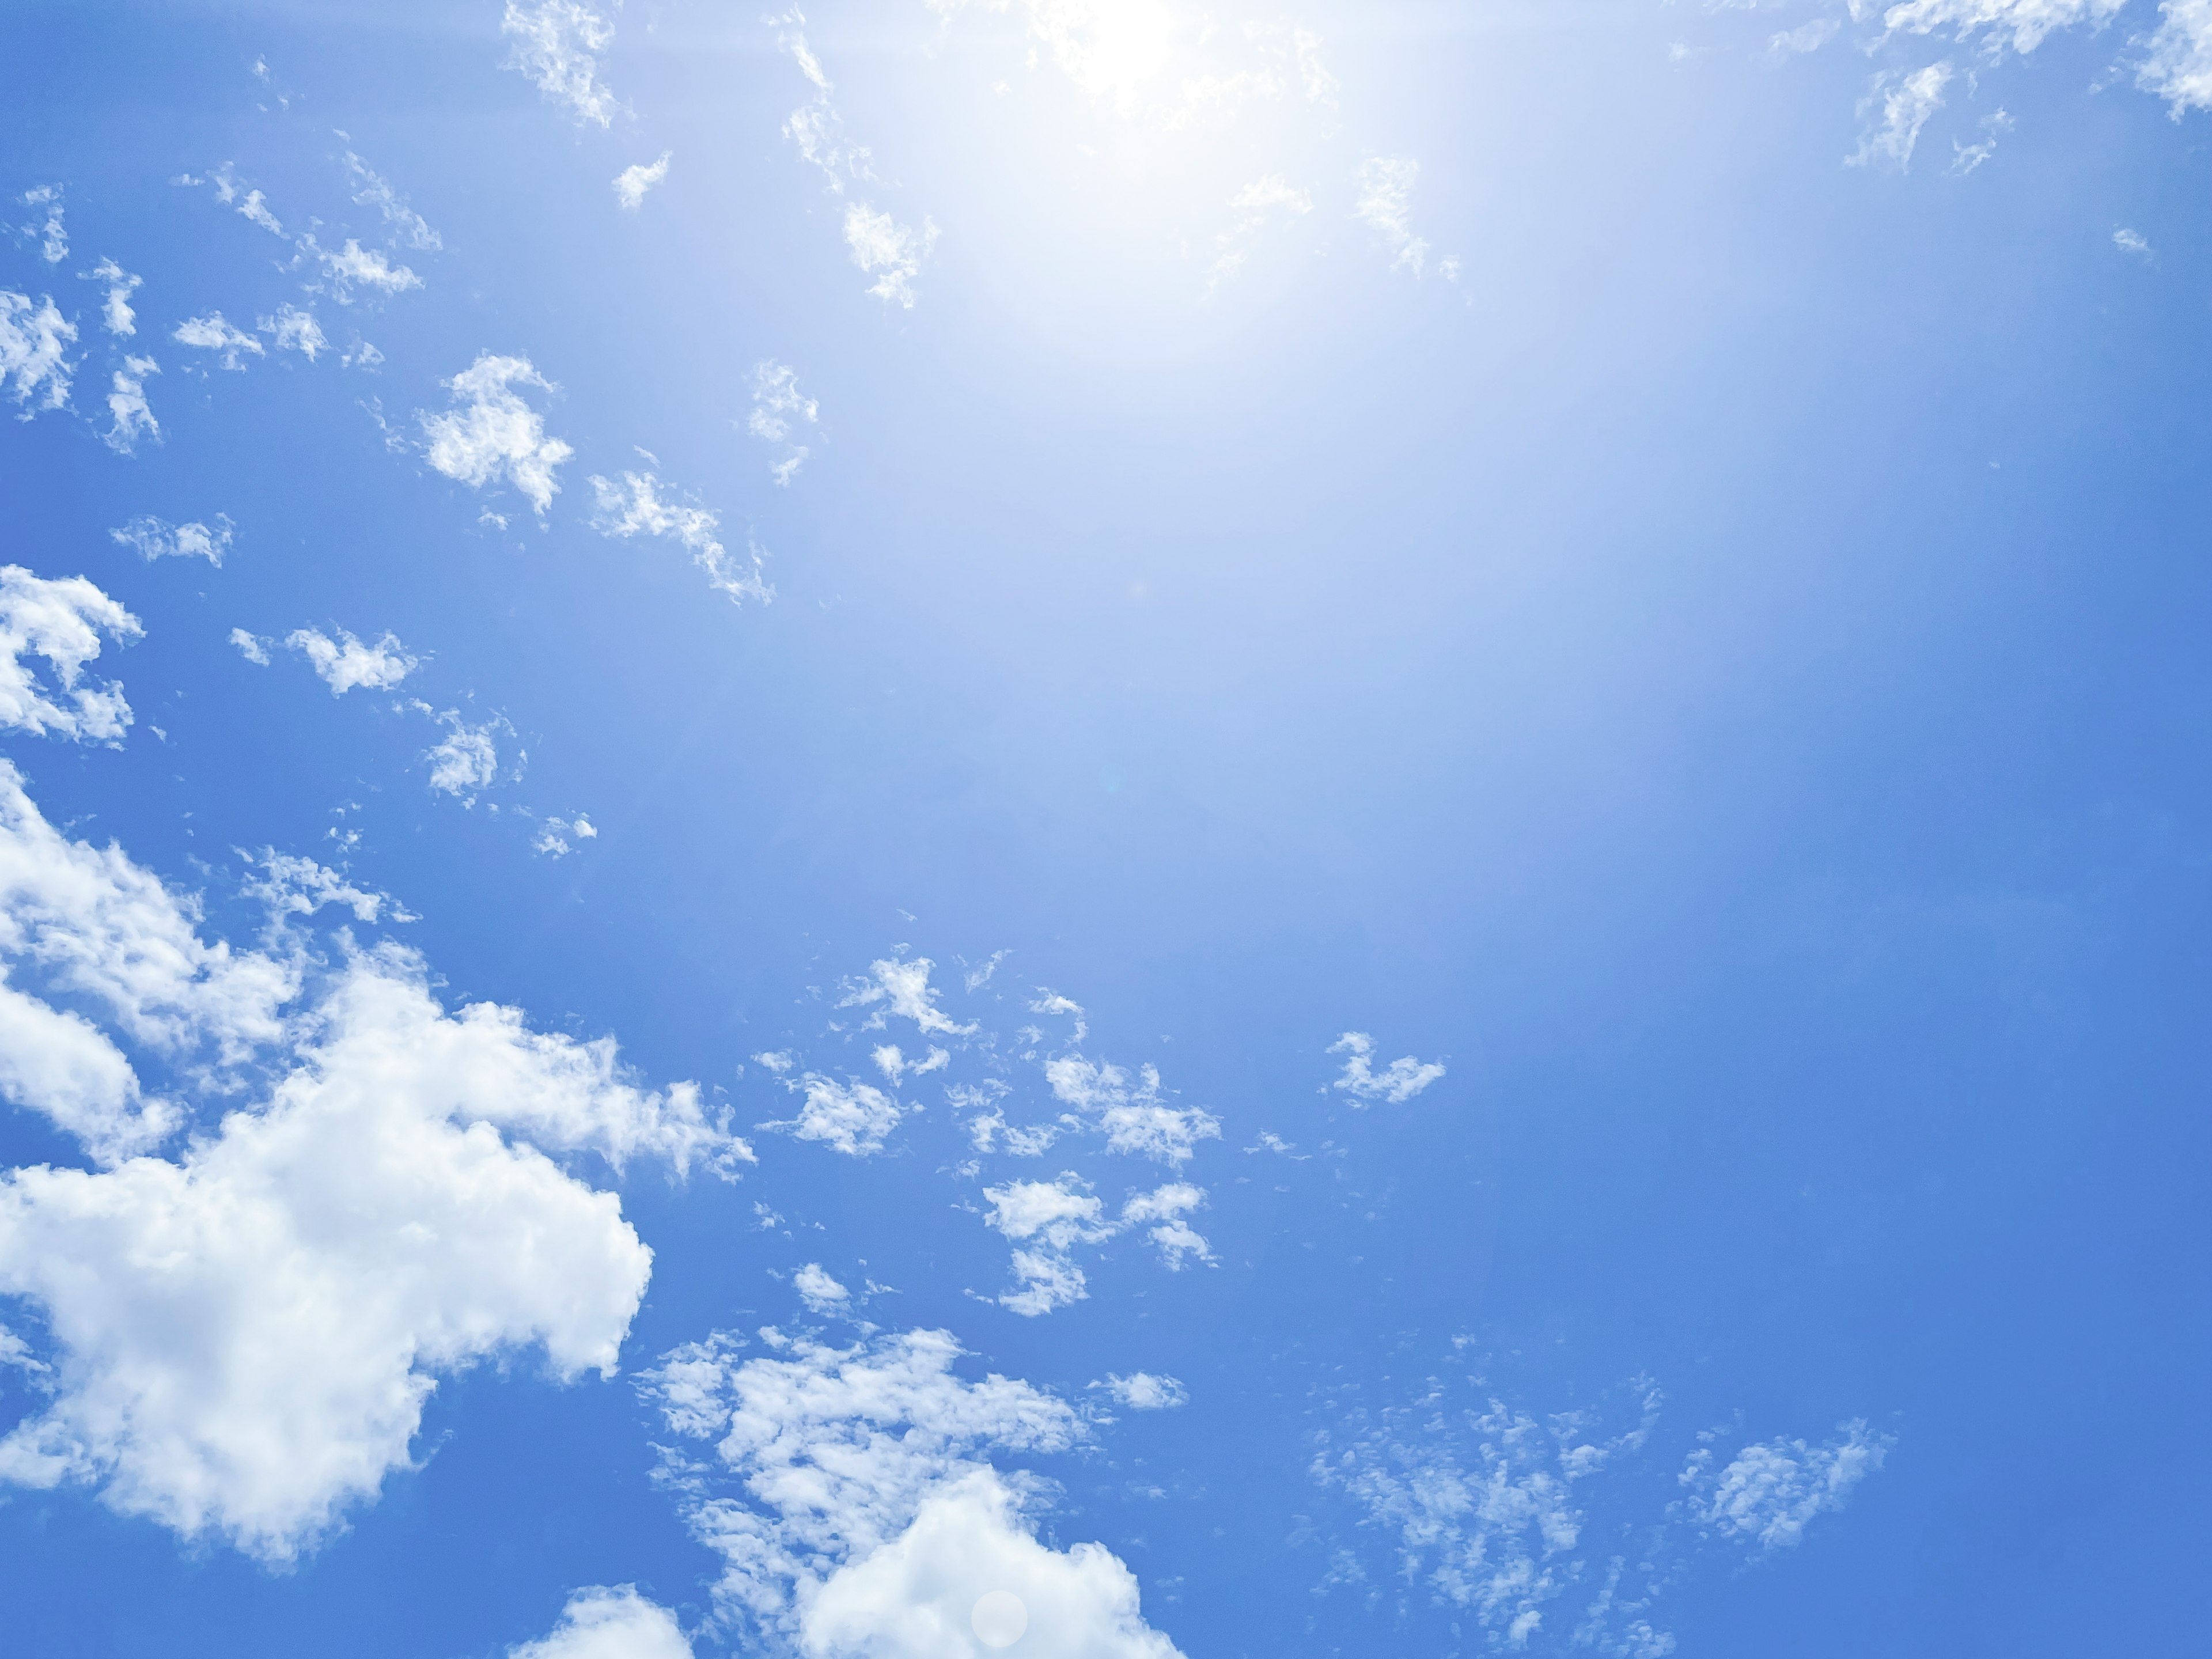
[503,0,624,127]
[510,1587,694,1659]
[260,304,327,361]
[615,151,672,210]
[112,515,232,566]
[794,1262,853,1315]
[102,355,160,454]
[0,974,177,1163]
[304,236,422,301]
[532,813,599,858]
[840,957,976,1038]
[419,353,574,516]
[845,204,939,307]
[1355,156,1430,276]
[1097,1372,1186,1411]
[241,850,410,926]
[759,1074,904,1156]
[2142,0,2212,111]
[1327,1032,1445,1105]
[0,291,76,416]
[1876,0,2126,55]
[285,626,418,695]
[83,257,142,336]
[749,361,819,484]
[1847,62,1954,170]
[421,708,510,798]
[341,149,441,251]
[1042,1056,1218,1162]
[589,471,771,604]
[1680,1421,1893,1551]
[230,627,271,665]
[172,312,264,371]
[872,1043,948,1085]
[982,1177,1210,1316]
[0,569,142,744]
[20,185,66,264]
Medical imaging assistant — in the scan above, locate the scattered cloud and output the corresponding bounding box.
[1210,174,1313,290]
[2113,225,2153,256]
[0,291,77,416]
[2141,0,2212,112]
[17,185,65,264]
[840,956,976,1038]
[1327,1032,1445,1105]
[502,0,624,126]
[508,1588,694,1659]
[758,1073,904,1156]
[1680,1421,1894,1551]
[173,312,266,372]
[795,1262,854,1315]
[419,353,574,517]
[421,708,512,800]
[0,568,142,745]
[748,361,819,484]
[872,1043,948,1086]
[285,627,418,696]
[1848,62,1954,170]
[302,235,423,301]
[241,850,411,926]
[340,146,442,251]
[81,258,141,336]
[1877,0,2126,57]
[778,13,875,192]
[102,355,160,454]
[982,1176,1210,1315]
[111,515,232,566]
[1355,156,1430,276]
[615,151,672,210]
[1043,1056,1219,1162]
[532,814,598,858]
[230,627,271,665]
[1097,1372,1187,1411]
[1949,107,2014,173]
[1771,17,1841,55]
[260,304,329,361]
[589,470,771,604]
[845,204,938,308]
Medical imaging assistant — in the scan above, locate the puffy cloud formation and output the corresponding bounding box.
[83,257,141,336]
[1681,1421,1893,1551]
[759,1073,904,1157]
[230,627,271,665]
[304,235,422,301]
[102,355,160,453]
[509,1587,694,1659]
[260,304,328,361]
[421,707,510,798]
[845,204,938,308]
[2143,0,2212,111]
[644,1324,1181,1659]
[242,850,410,926]
[419,353,574,516]
[982,1176,1211,1316]
[0,290,76,416]
[794,1262,853,1315]
[614,151,672,210]
[532,814,599,858]
[173,312,264,371]
[0,769,747,1558]
[112,515,232,566]
[1327,1032,1445,1106]
[1097,1373,1186,1411]
[1042,1056,1219,1162]
[503,0,624,126]
[840,956,976,1039]
[589,471,771,605]
[285,626,418,695]
[1847,62,1955,171]
[871,1043,948,1086]
[0,568,142,744]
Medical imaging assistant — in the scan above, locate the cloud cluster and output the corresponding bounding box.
[758,1073,904,1157]
[1327,1032,1445,1106]
[112,515,232,566]
[0,567,142,745]
[590,470,771,604]
[0,291,75,417]
[84,258,141,336]
[509,1588,694,1659]
[1043,1056,1219,1163]
[1680,1421,1893,1551]
[982,1175,1210,1315]
[503,0,624,126]
[420,353,574,516]
[173,311,264,371]
[286,627,418,695]
[841,956,976,1039]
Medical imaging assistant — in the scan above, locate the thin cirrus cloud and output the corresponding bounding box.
[589,469,772,604]
[1848,62,1955,171]
[748,360,818,484]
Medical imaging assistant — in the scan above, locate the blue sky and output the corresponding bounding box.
[1,2,2207,1656]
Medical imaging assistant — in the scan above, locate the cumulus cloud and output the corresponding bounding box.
[845,204,938,307]
[1042,1056,1219,1162]
[615,151,672,210]
[1848,62,1954,169]
[300,235,423,302]
[871,1043,948,1086]
[172,312,264,371]
[19,185,66,264]
[748,361,819,484]
[285,627,418,695]
[419,353,574,516]
[532,814,599,858]
[260,304,328,361]
[1097,1372,1187,1411]
[1355,156,1430,276]
[0,569,142,745]
[509,1587,694,1659]
[82,257,142,336]
[1877,0,2125,55]
[1327,1032,1445,1105]
[341,147,442,251]
[111,515,232,566]
[795,1262,854,1315]
[0,291,77,416]
[1680,1421,1893,1551]
[503,0,624,126]
[840,956,976,1038]
[589,470,771,604]
[758,1074,904,1157]
[982,1176,1210,1315]
[2141,0,2212,112]
[422,708,510,799]
[103,355,160,454]
[642,1325,1162,1652]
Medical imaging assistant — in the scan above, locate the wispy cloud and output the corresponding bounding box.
[748,361,819,484]
[1848,62,1955,171]
[502,0,624,127]
[102,356,160,454]
[613,151,672,210]
[589,469,772,604]
[81,258,142,336]
[18,184,66,264]
[0,291,77,416]
[111,514,231,566]
[172,312,265,372]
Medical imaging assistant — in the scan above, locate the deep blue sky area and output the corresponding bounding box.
[0,3,2207,1657]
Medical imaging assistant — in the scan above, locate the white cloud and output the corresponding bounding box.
[1041,1056,1219,1162]
[965,1102,1060,1157]
[840,956,976,1038]
[2114,225,2153,255]
[205,166,287,236]
[845,204,939,308]
[749,361,819,484]
[0,568,142,745]
[285,627,418,695]
[1681,1421,1893,1551]
[589,470,771,604]
[1847,62,1954,170]
[82,257,142,336]
[20,185,66,264]
[1355,156,1430,276]
[778,17,875,192]
[103,355,160,454]
[871,1043,948,1085]
[964,950,1009,991]
[419,353,574,516]
[615,151,673,210]
[503,0,624,127]
[230,628,271,665]
[509,1587,694,1659]
[1877,0,2126,55]
[1949,107,2014,173]
[260,304,328,361]
[981,1176,1210,1315]
[759,1074,904,1157]
[1097,1372,1187,1411]
[341,148,442,251]
[1327,1032,1445,1105]
[242,850,410,926]
[2141,0,2212,112]
[1119,1181,1211,1269]
[173,312,264,371]
[422,709,509,799]
[794,1262,853,1315]
[1028,988,1087,1041]
[304,236,423,301]
[0,975,177,1164]
[111,515,231,566]
[1771,17,1840,55]
[532,814,599,858]
[0,291,77,416]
